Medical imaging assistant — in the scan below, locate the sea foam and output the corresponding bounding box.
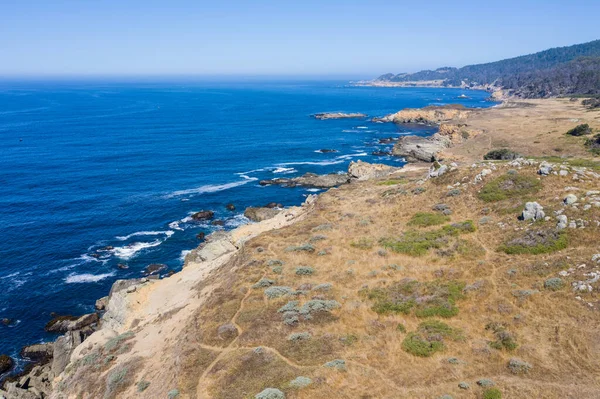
[65,272,116,284]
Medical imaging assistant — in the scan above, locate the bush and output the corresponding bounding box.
[285,243,315,253]
[323,359,346,370]
[402,320,462,357]
[309,235,327,243]
[508,358,532,374]
[104,331,134,352]
[566,123,592,136]
[544,277,564,290]
[585,134,600,155]
[478,174,541,202]
[477,379,495,387]
[368,279,465,318]
[499,229,567,255]
[137,380,150,392]
[167,389,180,399]
[380,221,475,256]
[350,238,373,250]
[484,149,520,160]
[396,323,407,333]
[255,388,286,399]
[295,266,315,276]
[253,278,275,289]
[408,212,450,227]
[412,187,426,195]
[486,322,518,351]
[446,188,461,197]
[483,388,502,399]
[289,376,312,389]
[288,332,311,341]
[313,283,332,291]
[264,286,293,299]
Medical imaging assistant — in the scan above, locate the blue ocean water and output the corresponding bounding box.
[0,79,493,370]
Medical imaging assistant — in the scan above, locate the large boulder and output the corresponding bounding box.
[0,354,13,374]
[392,134,451,162]
[44,313,99,333]
[244,207,282,222]
[348,160,399,181]
[191,210,214,221]
[20,343,54,363]
[521,202,545,221]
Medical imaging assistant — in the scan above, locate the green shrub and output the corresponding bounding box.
[484,149,520,160]
[412,187,426,195]
[402,320,462,357]
[499,229,567,255]
[253,278,275,289]
[288,332,311,341]
[323,359,346,370]
[408,212,450,227]
[544,277,564,290]
[483,388,502,399]
[478,174,541,202]
[167,389,180,399]
[378,178,406,186]
[585,134,600,155]
[289,376,312,389]
[477,379,495,387]
[350,238,373,250]
[104,331,134,352]
[295,266,315,276]
[486,322,518,351]
[368,280,465,318]
[264,286,293,299]
[137,380,150,392]
[566,123,591,136]
[285,243,315,253]
[380,221,475,256]
[255,388,285,399]
[508,358,532,374]
[396,323,407,333]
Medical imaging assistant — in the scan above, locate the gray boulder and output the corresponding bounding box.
[557,215,568,230]
[392,134,451,162]
[521,202,545,221]
[564,194,578,205]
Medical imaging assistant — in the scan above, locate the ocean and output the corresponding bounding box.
[0,79,493,371]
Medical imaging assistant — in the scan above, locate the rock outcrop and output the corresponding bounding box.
[348,160,400,180]
[375,105,472,125]
[44,313,99,333]
[260,173,350,188]
[244,207,282,222]
[313,112,366,120]
[392,134,451,162]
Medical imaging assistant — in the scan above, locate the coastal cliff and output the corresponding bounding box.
[6,98,600,399]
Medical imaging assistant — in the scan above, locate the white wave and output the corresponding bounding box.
[235,168,266,175]
[306,188,322,192]
[168,177,257,197]
[0,271,20,280]
[356,126,369,129]
[179,250,191,262]
[336,152,367,160]
[112,240,163,260]
[225,214,251,228]
[272,167,297,174]
[65,272,116,284]
[342,129,361,133]
[277,159,344,167]
[169,221,183,231]
[116,230,174,241]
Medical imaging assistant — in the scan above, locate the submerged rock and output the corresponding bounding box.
[191,210,214,221]
[144,263,167,276]
[225,203,236,211]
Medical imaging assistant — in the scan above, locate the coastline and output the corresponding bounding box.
[4,95,600,398]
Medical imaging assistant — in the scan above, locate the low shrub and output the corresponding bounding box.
[289,376,312,389]
[477,379,495,387]
[585,134,600,155]
[288,332,311,341]
[253,278,275,289]
[499,229,567,255]
[396,323,407,333]
[105,331,134,353]
[446,188,461,197]
[264,286,293,299]
[566,123,592,136]
[255,388,285,399]
[544,277,564,290]
[323,359,346,371]
[508,358,532,374]
[478,174,541,202]
[285,243,315,253]
[368,279,465,318]
[486,322,518,351]
[295,266,315,276]
[402,320,462,357]
[484,149,520,160]
[408,212,450,227]
[350,238,374,250]
[167,389,180,399]
[483,388,502,399]
[137,380,150,392]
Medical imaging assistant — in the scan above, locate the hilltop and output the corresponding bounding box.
[374,40,600,98]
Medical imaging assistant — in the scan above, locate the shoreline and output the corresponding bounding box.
[4,95,599,398]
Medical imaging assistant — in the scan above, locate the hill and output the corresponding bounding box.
[375,40,600,98]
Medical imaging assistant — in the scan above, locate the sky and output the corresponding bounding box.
[1,0,599,78]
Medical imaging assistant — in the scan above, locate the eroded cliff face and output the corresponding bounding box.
[376,105,473,125]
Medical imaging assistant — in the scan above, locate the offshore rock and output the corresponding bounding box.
[260,173,350,188]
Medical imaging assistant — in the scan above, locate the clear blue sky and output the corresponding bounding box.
[1,0,599,78]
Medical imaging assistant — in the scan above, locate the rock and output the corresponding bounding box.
[95,296,108,311]
[559,170,569,176]
[538,162,553,175]
[196,232,206,240]
[564,194,578,205]
[44,313,98,333]
[1,318,12,326]
[316,149,338,153]
[264,202,283,208]
[348,160,399,181]
[371,150,392,156]
[521,202,545,221]
[20,343,53,362]
[191,210,214,221]
[117,263,129,270]
[377,105,471,125]
[244,207,282,222]
[211,220,225,226]
[313,112,366,120]
[556,215,568,230]
[4,384,38,399]
[0,354,14,374]
[225,203,236,211]
[429,164,448,178]
[186,231,237,265]
[378,137,397,144]
[143,263,167,276]
[260,173,350,188]
[392,134,451,162]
